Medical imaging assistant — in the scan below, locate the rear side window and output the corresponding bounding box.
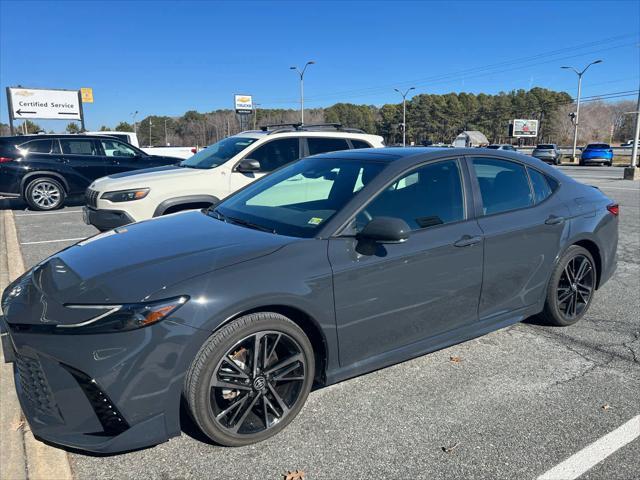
[307,137,350,156]
[248,138,300,172]
[528,168,556,203]
[60,139,98,155]
[472,158,533,215]
[351,139,372,149]
[587,144,610,149]
[537,144,555,149]
[19,139,53,154]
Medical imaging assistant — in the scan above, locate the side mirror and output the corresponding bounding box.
[237,159,261,173]
[357,217,411,243]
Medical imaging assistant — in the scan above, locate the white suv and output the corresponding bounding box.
[83,124,384,230]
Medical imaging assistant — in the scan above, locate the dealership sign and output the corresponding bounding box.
[511,119,539,137]
[234,94,253,114]
[7,87,82,120]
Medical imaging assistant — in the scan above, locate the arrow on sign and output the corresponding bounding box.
[58,112,79,116]
[15,109,36,116]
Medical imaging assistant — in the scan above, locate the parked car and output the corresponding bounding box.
[580,143,613,166]
[85,131,197,160]
[0,135,183,210]
[621,140,635,148]
[1,147,618,453]
[486,144,517,151]
[83,124,385,231]
[532,144,562,165]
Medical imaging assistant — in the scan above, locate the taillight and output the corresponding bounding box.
[607,203,619,216]
[191,148,197,154]
[0,156,15,163]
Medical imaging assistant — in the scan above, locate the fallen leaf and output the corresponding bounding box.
[283,470,305,480]
[601,404,611,411]
[449,356,462,364]
[11,419,24,431]
[442,442,460,453]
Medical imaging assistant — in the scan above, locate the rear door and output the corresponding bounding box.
[59,138,107,188]
[468,156,569,320]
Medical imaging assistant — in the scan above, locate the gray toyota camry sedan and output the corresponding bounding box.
[1,148,618,453]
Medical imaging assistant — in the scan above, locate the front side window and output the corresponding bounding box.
[215,157,385,238]
[528,168,557,204]
[307,137,350,156]
[19,139,53,154]
[472,158,533,215]
[100,139,137,157]
[354,159,465,231]
[246,138,300,172]
[180,136,259,169]
[59,139,98,155]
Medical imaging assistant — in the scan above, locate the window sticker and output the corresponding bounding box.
[307,217,323,225]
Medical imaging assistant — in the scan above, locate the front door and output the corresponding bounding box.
[328,159,484,366]
[228,138,302,195]
[59,138,107,188]
[96,138,146,175]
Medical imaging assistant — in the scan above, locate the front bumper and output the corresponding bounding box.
[1,311,209,453]
[83,206,135,231]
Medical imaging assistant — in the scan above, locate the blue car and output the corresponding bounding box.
[580,143,613,166]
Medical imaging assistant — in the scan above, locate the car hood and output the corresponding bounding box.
[90,165,206,190]
[2,211,293,326]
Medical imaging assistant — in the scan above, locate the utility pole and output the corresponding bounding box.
[131,111,138,135]
[164,118,169,146]
[561,60,602,162]
[290,61,315,124]
[623,86,640,180]
[394,87,415,147]
[253,103,261,130]
[148,119,153,147]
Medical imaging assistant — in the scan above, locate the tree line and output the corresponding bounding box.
[2,88,636,146]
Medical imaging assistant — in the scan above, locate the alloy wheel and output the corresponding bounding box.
[209,331,307,435]
[31,181,62,208]
[556,254,594,320]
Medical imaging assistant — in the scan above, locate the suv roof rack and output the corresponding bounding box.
[259,123,366,135]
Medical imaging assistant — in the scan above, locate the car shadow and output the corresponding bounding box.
[0,195,86,211]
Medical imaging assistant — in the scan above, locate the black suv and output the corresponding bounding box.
[0,135,182,210]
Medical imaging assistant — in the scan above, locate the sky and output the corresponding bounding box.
[0,0,639,131]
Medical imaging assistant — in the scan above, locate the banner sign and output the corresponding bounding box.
[511,119,539,137]
[234,94,253,114]
[7,87,82,120]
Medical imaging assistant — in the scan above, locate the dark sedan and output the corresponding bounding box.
[1,148,618,453]
[0,135,182,210]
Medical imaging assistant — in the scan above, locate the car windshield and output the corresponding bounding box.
[587,143,610,149]
[486,145,501,149]
[212,156,386,238]
[537,144,555,149]
[180,136,259,169]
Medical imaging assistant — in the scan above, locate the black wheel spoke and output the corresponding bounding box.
[557,288,573,304]
[266,353,303,376]
[210,377,251,391]
[221,356,250,379]
[272,362,303,381]
[216,394,248,421]
[267,382,290,416]
[265,333,281,369]
[230,393,262,433]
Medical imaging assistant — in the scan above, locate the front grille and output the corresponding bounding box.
[85,188,99,208]
[15,354,60,418]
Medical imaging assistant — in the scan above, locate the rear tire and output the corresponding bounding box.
[184,312,315,446]
[539,245,596,326]
[24,178,66,211]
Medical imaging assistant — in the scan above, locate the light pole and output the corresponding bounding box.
[623,86,640,180]
[253,103,261,130]
[148,119,153,147]
[290,61,315,124]
[131,111,138,135]
[164,118,169,146]
[394,87,415,147]
[561,60,602,161]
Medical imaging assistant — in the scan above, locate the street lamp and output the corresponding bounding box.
[290,61,315,124]
[164,118,169,146]
[253,103,262,130]
[394,87,415,147]
[131,111,138,135]
[149,119,153,147]
[561,60,603,161]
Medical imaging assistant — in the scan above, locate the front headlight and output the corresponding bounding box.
[101,188,150,202]
[58,296,188,334]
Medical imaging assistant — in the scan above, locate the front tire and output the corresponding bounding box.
[24,178,66,210]
[184,312,315,446]
[539,245,596,326]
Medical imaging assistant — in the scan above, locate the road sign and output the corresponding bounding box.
[234,94,253,114]
[81,87,94,103]
[511,119,539,137]
[7,87,81,120]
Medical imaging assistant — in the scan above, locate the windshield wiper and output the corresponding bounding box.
[226,215,276,234]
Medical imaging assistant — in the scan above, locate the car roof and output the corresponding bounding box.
[232,130,382,140]
[0,134,117,142]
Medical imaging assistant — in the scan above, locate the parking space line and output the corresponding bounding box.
[537,414,640,480]
[14,210,82,217]
[20,237,86,245]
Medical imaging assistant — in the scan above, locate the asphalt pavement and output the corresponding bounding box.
[0,166,638,480]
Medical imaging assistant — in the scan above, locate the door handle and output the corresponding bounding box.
[545,215,565,225]
[454,235,482,247]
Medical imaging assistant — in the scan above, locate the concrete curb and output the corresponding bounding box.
[1,209,73,480]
